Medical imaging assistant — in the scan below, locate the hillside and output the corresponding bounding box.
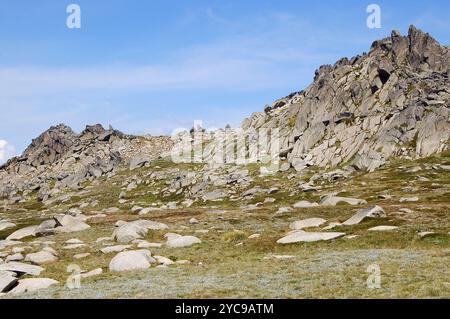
[0,26,449,298]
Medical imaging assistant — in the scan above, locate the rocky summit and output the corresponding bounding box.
[0,27,448,299]
[242,26,450,172]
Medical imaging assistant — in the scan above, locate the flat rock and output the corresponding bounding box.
[0,271,18,293]
[0,240,23,250]
[101,245,132,254]
[9,278,58,294]
[418,231,436,238]
[104,207,120,214]
[319,196,367,206]
[65,238,83,244]
[0,262,44,276]
[0,221,16,232]
[81,268,103,279]
[54,215,90,233]
[290,218,327,230]
[165,234,202,248]
[62,244,87,250]
[276,207,293,214]
[343,205,386,226]
[293,201,319,208]
[368,226,399,231]
[6,253,24,262]
[25,251,58,265]
[399,197,419,202]
[6,226,37,241]
[137,242,162,248]
[277,231,345,244]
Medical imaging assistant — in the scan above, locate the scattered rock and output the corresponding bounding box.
[293,201,319,208]
[0,221,16,232]
[368,226,399,231]
[277,231,345,244]
[25,251,58,265]
[0,262,44,276]
[319,196,367,206]
[342,205,386,226]
[399,197,419,202]
[9,278,58,294]
[165,233,202,248]
[101,245,132,254]
[0,271,18,293]
[6,226,37,241]
[109,250,154,272]
[289,218,327,230]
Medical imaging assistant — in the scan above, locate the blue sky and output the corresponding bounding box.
[0,0,449,162]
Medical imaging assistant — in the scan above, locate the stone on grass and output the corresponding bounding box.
[277,231,345,244]
[293,201,319,208]
[25,251,58,265]
[6,253,24,262]
[342,205,386,226]
[290,218,327,230]
[399,197,419,202]
[154,256,174,266]
[9,278,58,294]
[73,253,91,259]
[65,238,83,244]
[6,226,37,241]
[0,262,44,276]
[165,233,202,248]
[189,218,199,224]
[276,207,293,214]
[319,196,367,206]
[137,242,162,249]
[101,245,132,254]
[0,221,16,232]
[109,250,153,272]
[81,268,103,279]
[418,231,435,238]
[113,220,168,243]
[54,215,90,233]
[63,244,87,250]
[368,226,399,231]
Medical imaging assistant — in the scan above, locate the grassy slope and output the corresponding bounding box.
[1,151,449,298]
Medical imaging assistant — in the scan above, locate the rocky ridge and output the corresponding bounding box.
[0,124,173,203]
[241,26,450,172]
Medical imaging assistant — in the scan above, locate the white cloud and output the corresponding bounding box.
[0,140,15,164]
[0,12,344,98]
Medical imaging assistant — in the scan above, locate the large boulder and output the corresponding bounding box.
[112,220,168,243]
[109,250,155,272]
[165,233,202,248]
